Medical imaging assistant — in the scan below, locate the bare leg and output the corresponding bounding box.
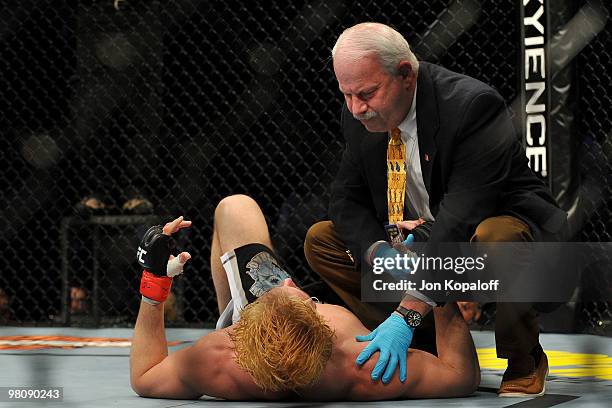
[210,195,273,314]
[210,228,229,314]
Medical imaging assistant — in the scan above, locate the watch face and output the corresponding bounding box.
[406,310,422,327]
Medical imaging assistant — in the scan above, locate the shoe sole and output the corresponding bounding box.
[498,367,548,398]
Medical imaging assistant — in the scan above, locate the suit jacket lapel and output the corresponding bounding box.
[416,63,439,194]
[361,130,388,219]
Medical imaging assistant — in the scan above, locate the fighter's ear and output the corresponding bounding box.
[283,278,297,288]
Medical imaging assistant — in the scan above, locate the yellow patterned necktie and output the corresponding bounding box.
[387,127,406,224]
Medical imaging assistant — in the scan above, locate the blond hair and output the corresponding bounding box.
[229,291,335,392]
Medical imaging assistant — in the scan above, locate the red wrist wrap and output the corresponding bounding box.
[140,270,173,303]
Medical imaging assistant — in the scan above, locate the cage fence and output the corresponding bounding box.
[0,0,610,332]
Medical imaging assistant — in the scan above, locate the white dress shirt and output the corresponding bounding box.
[392,85,435,223]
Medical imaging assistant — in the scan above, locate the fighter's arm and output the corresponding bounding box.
[130,216,191,398]
[130,300,201,399]
[348,303,480,400]
[130,319,259,400]
[403,302,480,398]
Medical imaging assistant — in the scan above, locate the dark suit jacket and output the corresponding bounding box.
[329,62,567,265]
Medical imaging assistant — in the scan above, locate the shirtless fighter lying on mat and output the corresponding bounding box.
[130,194,480,401]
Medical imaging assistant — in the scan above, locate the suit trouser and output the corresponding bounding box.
[304,216,539,359]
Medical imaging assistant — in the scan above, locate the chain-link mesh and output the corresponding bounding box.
[0,0,610,331]
[573,0,612,333]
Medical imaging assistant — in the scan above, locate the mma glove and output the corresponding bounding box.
[137,225,186,305]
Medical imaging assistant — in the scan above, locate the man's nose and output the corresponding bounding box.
[349,97,367,116]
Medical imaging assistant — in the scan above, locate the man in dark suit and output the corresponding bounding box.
[304,22,567,397]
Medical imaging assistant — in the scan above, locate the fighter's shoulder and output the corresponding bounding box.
[301,333,355,400]
[187,330,234,379]
[317,303,360,327]
[189,329,291,400]
[193,329,231,351]
[316,304,369,357]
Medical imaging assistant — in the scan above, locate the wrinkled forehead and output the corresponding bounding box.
[333,54,388,91]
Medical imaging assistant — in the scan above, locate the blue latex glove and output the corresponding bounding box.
[370,233,416,279]
[402,233,415,246]
[374,233,414,257]
[355,313,414,383]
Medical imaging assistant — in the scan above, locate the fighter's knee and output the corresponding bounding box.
[215,194,258,221]
[472,216,532,242]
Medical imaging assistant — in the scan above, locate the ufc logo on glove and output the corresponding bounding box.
[137,247,147,264]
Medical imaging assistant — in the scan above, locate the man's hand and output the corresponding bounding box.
[138,216,191,305]
[397,218,432,243]
[396,218,425,234]
[355,313,413,383]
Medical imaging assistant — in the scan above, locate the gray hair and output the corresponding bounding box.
[331,22,419,75]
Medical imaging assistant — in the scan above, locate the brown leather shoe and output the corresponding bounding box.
[498,352,548,397]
